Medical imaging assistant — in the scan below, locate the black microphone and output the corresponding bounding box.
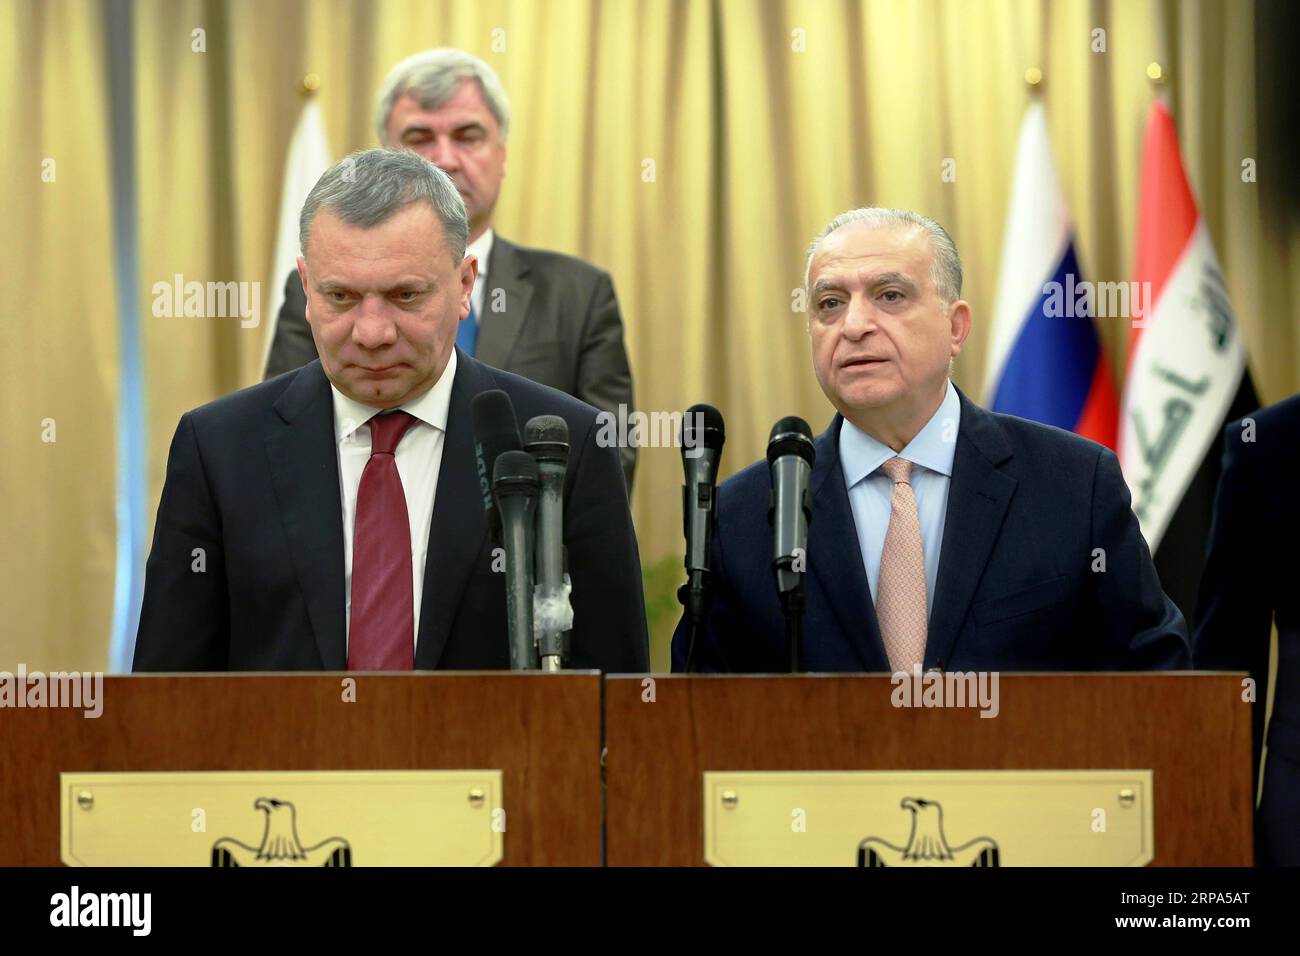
[679,404,725,671]
[767,416,815,672]
[492,449,540,670]
[472,390,522,543]
[524,415,570,671]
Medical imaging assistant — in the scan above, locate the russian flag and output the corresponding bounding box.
[983,100,1117,448]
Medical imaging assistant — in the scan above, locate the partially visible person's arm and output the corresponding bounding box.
[574,271,637,493]
[1090,446,1191,669]
[563,411,649,672]
[1195,422,1273,775]
[133,413,230,670]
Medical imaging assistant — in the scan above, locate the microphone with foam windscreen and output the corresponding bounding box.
[472,390,522,544]
[678,404,725,672]
[493,449,540,670]
[767,416,815,672]
[524,415,571,671]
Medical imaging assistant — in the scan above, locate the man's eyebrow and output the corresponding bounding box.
[315,280,431,294]
[399,121,487,138]
[810,277,846,296]
[867,271,918,292]
[810,272,918,296]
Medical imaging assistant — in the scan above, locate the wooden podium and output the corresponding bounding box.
[604,673,1253,866]
[0,672,602,866]
[0,671,1253,866]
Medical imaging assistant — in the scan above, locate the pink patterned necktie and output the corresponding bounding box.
[348,411,417,671]
[875,456,928,673]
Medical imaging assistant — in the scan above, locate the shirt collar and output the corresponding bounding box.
[839,378,961,488]
[466,229,495,279]
[331,348,458,443]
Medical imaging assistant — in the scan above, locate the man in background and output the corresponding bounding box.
[264,48,637,489]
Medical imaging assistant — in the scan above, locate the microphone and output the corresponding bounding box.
[492,449,540,670]
[524,415,571,671]
[767,416,815,672]
[678,404,725,671]
[472,390,522,544]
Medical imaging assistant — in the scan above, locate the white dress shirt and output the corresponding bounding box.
[332,349,457,650]
[467,228,494,320]
[839,379,962,613]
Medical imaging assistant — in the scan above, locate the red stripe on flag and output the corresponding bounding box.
[1129,99,1199,363]
[1076,353,1119,450]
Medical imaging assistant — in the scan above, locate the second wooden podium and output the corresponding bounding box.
[604,673,1252,866]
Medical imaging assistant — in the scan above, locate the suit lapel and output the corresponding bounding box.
[475,237,535,369]
[808,416,888,671]
[414,350,492,668]
[265,361,347,669]
[925,389,1016,669]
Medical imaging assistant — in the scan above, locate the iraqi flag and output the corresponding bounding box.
[1119,99,1257,619]
[984,100,1118,448]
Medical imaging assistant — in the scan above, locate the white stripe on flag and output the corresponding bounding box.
[260,100,332,374]
[1118,221,1246,548]
[984,99,1073,401]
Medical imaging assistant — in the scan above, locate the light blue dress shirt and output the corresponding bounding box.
[839,380,962,613]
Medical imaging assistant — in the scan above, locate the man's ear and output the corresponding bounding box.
[948,299,973,355]
[296,256,310,321]
[461,253,479,317]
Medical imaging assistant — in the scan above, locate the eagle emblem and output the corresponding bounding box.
[211,798,352,867]
[857,797,1000,867]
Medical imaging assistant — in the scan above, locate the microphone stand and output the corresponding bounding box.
[680,569,710,673]
[779,585,805,673]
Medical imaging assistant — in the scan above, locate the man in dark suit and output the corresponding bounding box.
[263,48,637,489]
[672,208,1188,673]
[135,148,647,673]
[1195,394,1300,866]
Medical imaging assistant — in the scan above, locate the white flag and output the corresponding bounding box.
[260,100,332,375]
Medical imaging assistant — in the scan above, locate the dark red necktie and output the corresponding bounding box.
[348,410,418,671]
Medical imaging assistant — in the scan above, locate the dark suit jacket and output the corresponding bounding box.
[263,235,638,489]
[133,351,649,672]
[1194,394,1300,865]
[671,387,1189,672]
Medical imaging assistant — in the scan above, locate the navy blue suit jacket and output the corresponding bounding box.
[672,388,1189,672]
[1194,393,1300,865]
[133,350,649,672]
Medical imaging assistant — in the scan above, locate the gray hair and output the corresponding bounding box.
[374,48,512,143]
[299,148,469,261]
[804,207,963,304]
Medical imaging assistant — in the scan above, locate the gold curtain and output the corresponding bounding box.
[2,0,1294,671]
[0,0,120,671]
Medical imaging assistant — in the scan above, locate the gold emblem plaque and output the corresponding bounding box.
[61,770,504,867]
[704,770,1154,867]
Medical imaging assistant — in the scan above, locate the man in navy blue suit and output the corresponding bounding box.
[672,207,1188,673]
[134,148,647,672]
[1195,394,1300,866]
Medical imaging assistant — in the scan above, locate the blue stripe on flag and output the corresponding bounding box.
[990,243,1101,431]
